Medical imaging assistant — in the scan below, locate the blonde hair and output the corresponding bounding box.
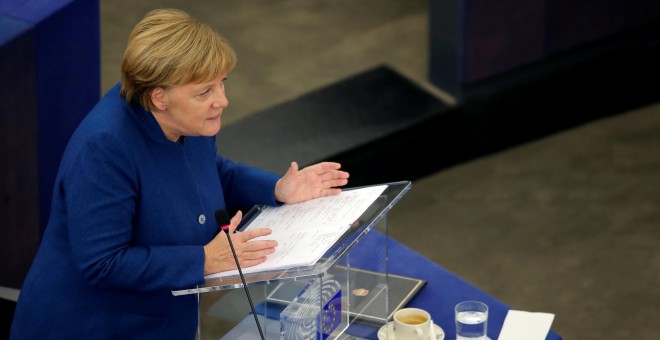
[120,9,237,111]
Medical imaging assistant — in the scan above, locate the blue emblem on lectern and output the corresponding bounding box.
[319,288,342,339]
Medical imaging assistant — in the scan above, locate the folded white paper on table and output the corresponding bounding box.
[498,310,555,340]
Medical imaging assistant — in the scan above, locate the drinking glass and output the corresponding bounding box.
[455,300,488,339]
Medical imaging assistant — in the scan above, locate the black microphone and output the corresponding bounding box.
[215,209,265,340]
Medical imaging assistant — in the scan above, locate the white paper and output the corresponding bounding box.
[498,310,555,340]
[206,185,388,279]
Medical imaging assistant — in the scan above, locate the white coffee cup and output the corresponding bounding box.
[393,307,431,339]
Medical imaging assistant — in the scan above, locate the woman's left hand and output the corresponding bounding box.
[275,161,349,204]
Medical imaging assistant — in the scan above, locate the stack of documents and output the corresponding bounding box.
[206,185,388,279]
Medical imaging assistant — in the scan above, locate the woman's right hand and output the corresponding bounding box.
[203,210,278,275]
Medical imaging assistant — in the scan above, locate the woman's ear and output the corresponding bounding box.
[150,87,168,111]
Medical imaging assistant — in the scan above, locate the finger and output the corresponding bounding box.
[228,210,243,233]
[320,170,350,182]
[243,238,278,251]
[314,171,349,188]
[320,187,343,197]
[239,256,269,268]
[242,246,277,259]
[286,161,299,176]
[326,178,348,189]
[300,162,330,175]
[236,227,273,242]
[319,162,341,170]
[311,162,340,174]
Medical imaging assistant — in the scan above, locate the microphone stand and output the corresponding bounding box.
[222,226,266,340]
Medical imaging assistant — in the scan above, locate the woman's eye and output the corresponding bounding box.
[199,89,211,96]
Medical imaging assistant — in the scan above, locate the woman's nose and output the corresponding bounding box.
[212,91,228,109]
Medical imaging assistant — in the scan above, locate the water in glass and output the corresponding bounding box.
[456,310,487,339]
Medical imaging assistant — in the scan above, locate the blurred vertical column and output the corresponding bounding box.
[429,0,660,102]
[428,0,545,101]
[0,0,99,299]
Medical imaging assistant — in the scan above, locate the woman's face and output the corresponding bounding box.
[156,73,229,140]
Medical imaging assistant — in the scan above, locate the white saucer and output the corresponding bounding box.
[377,321,445,340]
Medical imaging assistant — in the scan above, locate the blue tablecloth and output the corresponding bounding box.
[247,228,562,339]
[348,230,561,340]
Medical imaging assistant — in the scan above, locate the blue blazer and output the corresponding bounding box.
[11,84,280,339]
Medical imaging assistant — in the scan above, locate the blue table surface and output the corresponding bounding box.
[346,230,562,340]
[253,229,561,339]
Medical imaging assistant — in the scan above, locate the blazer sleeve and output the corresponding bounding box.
[215,154,281,211]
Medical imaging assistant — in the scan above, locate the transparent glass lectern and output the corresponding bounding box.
[173,181,412,339]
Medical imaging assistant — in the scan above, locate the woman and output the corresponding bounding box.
[10,8,349,339]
